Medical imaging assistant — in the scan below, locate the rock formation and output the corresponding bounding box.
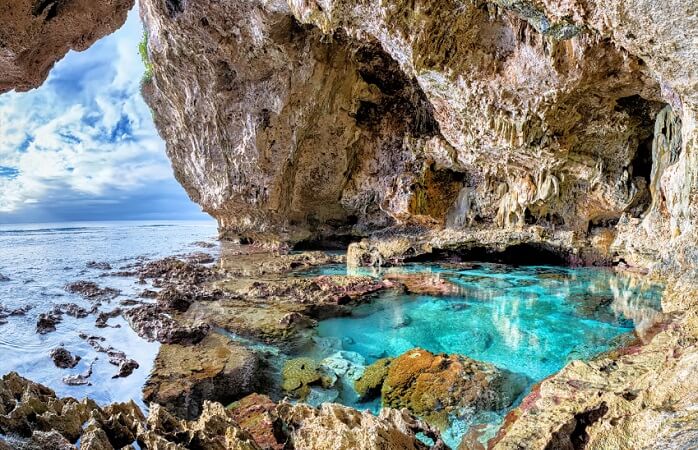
[0,0,134,93]
[0,372,444,450]
[140,0,698,274]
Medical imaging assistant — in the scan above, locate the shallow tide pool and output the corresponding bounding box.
[295,263,665,447]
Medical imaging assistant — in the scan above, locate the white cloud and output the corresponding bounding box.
[0,6,180,218]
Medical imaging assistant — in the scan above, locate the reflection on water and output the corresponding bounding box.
[298,263,665,447]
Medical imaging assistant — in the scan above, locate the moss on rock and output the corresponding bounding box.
[354,357,393,401]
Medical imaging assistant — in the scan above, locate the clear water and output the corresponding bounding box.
[0,220,218,408]
[0,222,665,448]
[297,263,665,447]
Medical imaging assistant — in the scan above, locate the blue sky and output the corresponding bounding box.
[0,7,209,224]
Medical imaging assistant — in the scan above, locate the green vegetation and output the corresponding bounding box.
[139,31,153,83]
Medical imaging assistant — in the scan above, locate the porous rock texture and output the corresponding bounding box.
[0,372,444,450]
[141,0,697,273]
[0,0,133,93]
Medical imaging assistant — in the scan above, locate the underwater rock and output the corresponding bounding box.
[64,281,120,302]
[384,273,461,296]
[49,347,81,369]
[354,357,393,401]
[143,331,258,419]
[86,261,112,270]
[124,304,210,345]
[281,357,334,401]
[381,348,526,429]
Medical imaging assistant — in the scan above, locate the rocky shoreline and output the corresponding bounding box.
[0,241,688,449]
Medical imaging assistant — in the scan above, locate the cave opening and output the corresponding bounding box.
[405,242,571,266]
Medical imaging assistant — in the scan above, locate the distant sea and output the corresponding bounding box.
[0,220,218,407]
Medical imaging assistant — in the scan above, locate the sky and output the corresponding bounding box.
[0,7,210,224]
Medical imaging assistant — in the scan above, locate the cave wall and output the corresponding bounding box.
[0,0,134,93]
[140,0,698,268]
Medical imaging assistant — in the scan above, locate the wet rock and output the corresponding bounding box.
[0,304,32,324]
[0,274,9,282]
[192,241,216,248]
[49,347,81,369]
[62,360,95,386]
[57,303,93,318]
[77,334,139,379]
[384,273,461,296]
[95,308,122,328]
[36,309,62,334]
[281,357,335,401]
[354,358,393,401]
[184,251,215,264]
[64,281,120,301]
[381,348,527,429]
[86,261,112,270]
[143,332,258,419]
[218,247,345,276]
[112,359,139,379]
[137,257,216,286]
[124,304,210,345]
[138,289,158,299]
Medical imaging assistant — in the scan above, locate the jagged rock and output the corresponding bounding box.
[143,331,258,419]
[228,394,285,450]
[277,402,446,450]
[140,0,698,275]
[137,257,216,286]
[57,303,93,318]
[0,0,133,93]
[49,347,81,369]
[381,348,527,429]
[36,309,62,334]
[142,402,261,450]
[64,281,120,301]
[123,304,210,344]
[354,358,393,401]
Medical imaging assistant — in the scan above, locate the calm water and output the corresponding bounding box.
[297,263,665,446]
[0,220,218,407]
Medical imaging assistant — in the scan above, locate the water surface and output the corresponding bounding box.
[297,263,664,446]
